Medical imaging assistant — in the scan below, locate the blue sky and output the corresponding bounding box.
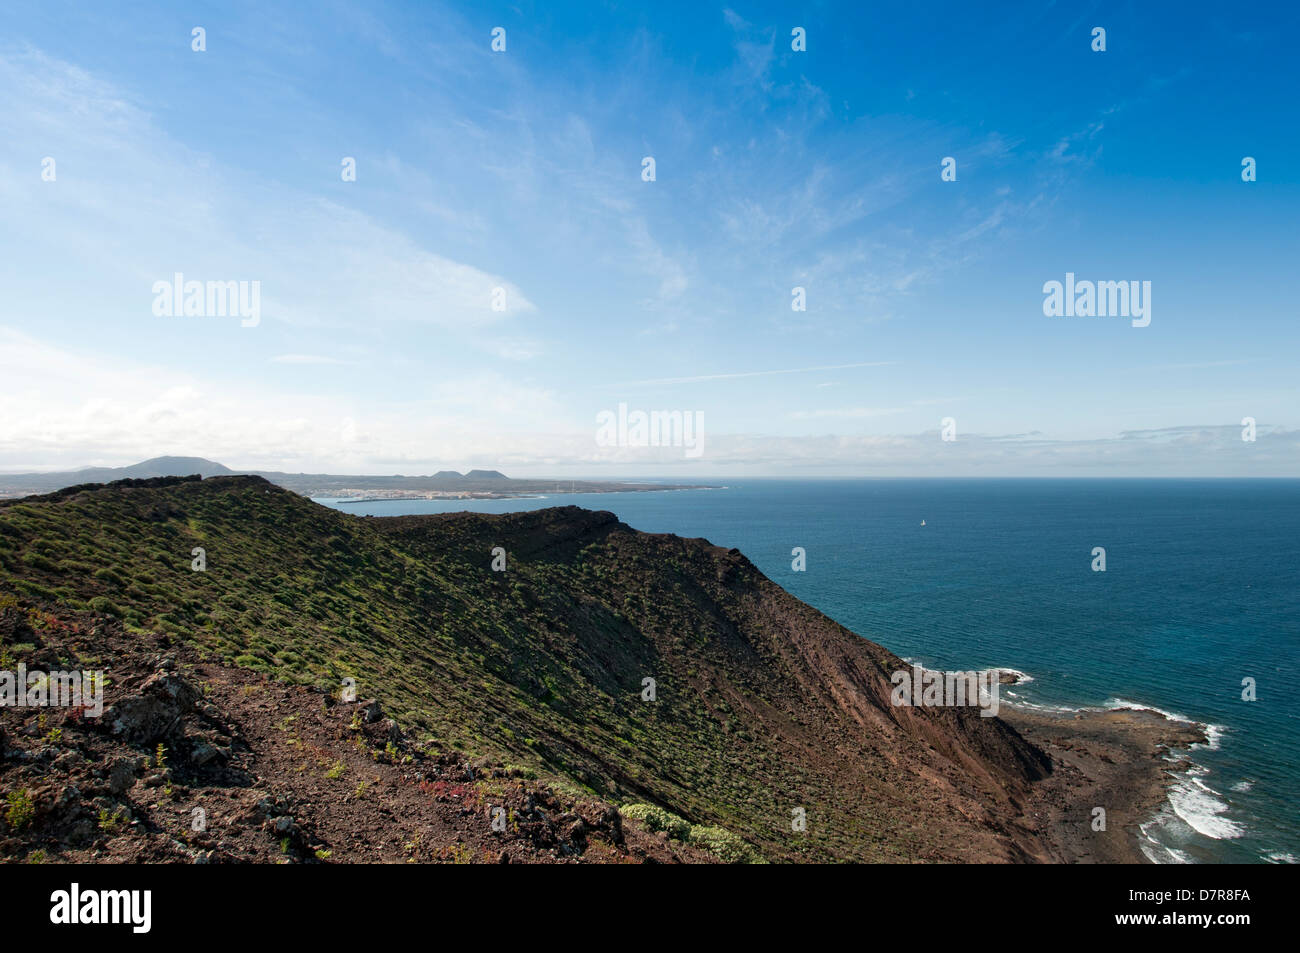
[1,0,1297,476]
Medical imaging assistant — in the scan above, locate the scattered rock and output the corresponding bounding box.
[189,741,227,767]
[384,719,403,746]
[107,758,139,795]
[100,671,201,745]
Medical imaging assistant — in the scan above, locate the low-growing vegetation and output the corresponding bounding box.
[620,803,764,864]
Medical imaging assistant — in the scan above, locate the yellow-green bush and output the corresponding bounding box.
[620,802,690,840]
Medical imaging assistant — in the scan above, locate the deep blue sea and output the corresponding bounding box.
[320,479,1300,864]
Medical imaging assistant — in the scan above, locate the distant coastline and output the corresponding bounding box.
[0,455,719,500]
[903,663,1214,863]
[317,485,721,505]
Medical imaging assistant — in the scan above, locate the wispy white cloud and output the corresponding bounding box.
[0,49,536,336]
[2,324,1294,476]
[0,326,562,473]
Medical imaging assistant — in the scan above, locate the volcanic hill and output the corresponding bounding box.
[0,474,1092,863]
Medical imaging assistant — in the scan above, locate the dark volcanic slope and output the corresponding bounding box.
[0,475,1051,862]
[0,610,712,864]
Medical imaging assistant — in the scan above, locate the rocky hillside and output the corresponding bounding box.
[0,475,1054,862]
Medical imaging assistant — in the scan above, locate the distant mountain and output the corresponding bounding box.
[116,456,234,478]
[0,456,232,496]
[463,469,507,480]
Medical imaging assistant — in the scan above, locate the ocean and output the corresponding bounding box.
[318,478,1300,864]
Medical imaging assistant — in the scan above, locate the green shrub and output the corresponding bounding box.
[19,552,57,572]
[620,802,690,840]
[5,789,35,831]
[88,596,123,616]
[93,567,125,586]
[687,824,764,864]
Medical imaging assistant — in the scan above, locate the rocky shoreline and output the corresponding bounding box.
[896,665,1209,863]
[1003,702,1208,863]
